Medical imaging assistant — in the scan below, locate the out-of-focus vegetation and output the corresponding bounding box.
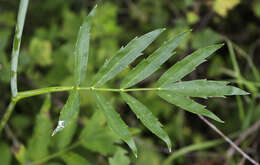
[0,0,259,164]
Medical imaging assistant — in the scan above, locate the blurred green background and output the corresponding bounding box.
[0,0,259,164]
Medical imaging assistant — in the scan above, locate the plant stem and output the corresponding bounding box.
[198,115,259,165]
[1,0,29,136]
[0,101,17,135]
[10,0,29,98]
[15,86,161,100]
[1,86,160,133]
[163,133,239,165]
[227,40,245,121]
[16,86,74,101]
[232,41,260,81]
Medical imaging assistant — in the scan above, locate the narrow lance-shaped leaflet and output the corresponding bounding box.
[157,44,224,87]
[92,91,138,157]
[161,79,249,98]
[92,28,164,87]
[121,30,191,89]
[157,91,224,123]
[52,6,96,135]
[121,92,172,152]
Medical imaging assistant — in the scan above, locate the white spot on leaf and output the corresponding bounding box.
[52,120,65,136]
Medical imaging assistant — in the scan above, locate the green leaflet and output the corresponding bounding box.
[74,5,96,86]
[109,147,130,165]
[157,91,224,123]
[61,152,91,165]
[92,29,165,87]
[28,94,52,161]
[121,30,190,89]
[92,91,137,157]
[0,142,11,165]
[157,44,224,87]
[53,6,96,135]
[162,79,249,98]
[80,111,119,155]
[81,126,119,155]
[121,92,172,151]
[52,89,80,135]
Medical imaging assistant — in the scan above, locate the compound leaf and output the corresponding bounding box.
[157,44,224,87]
[92,91,137,157]
[162,79,249,98]
[121,30,190,89]
[157,91,223,123]
[121,92,172,151]
[93,29,164,87]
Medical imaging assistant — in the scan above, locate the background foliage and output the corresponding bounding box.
[0,0,259,164]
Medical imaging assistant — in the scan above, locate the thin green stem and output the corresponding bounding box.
[219,68,260,87]
[232,42,260,81]
[1,85,160,134]
[16,86,74,101]
[10,0,29,98]
[0,101,17,135]
[221,36,260,81]
[227,40,241,78]
[1,0,29,137]
[162,133,239,165]
[227,40,245,121]
[15,86,161,101]
[85,87,160,92]
[124,88,160,92]
[31,141,81,165]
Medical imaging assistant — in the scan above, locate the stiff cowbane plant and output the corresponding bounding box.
[1,1,249,160]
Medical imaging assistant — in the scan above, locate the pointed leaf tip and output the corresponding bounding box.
[157,91,224,123]
[93,28,164,87]
[74,4,96,86]
[121,30,189,88]
[121,93,172,151]
[162,80,249,98]
[157,44,223,87]
[53,89,80,136]
[89,5,97,16]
